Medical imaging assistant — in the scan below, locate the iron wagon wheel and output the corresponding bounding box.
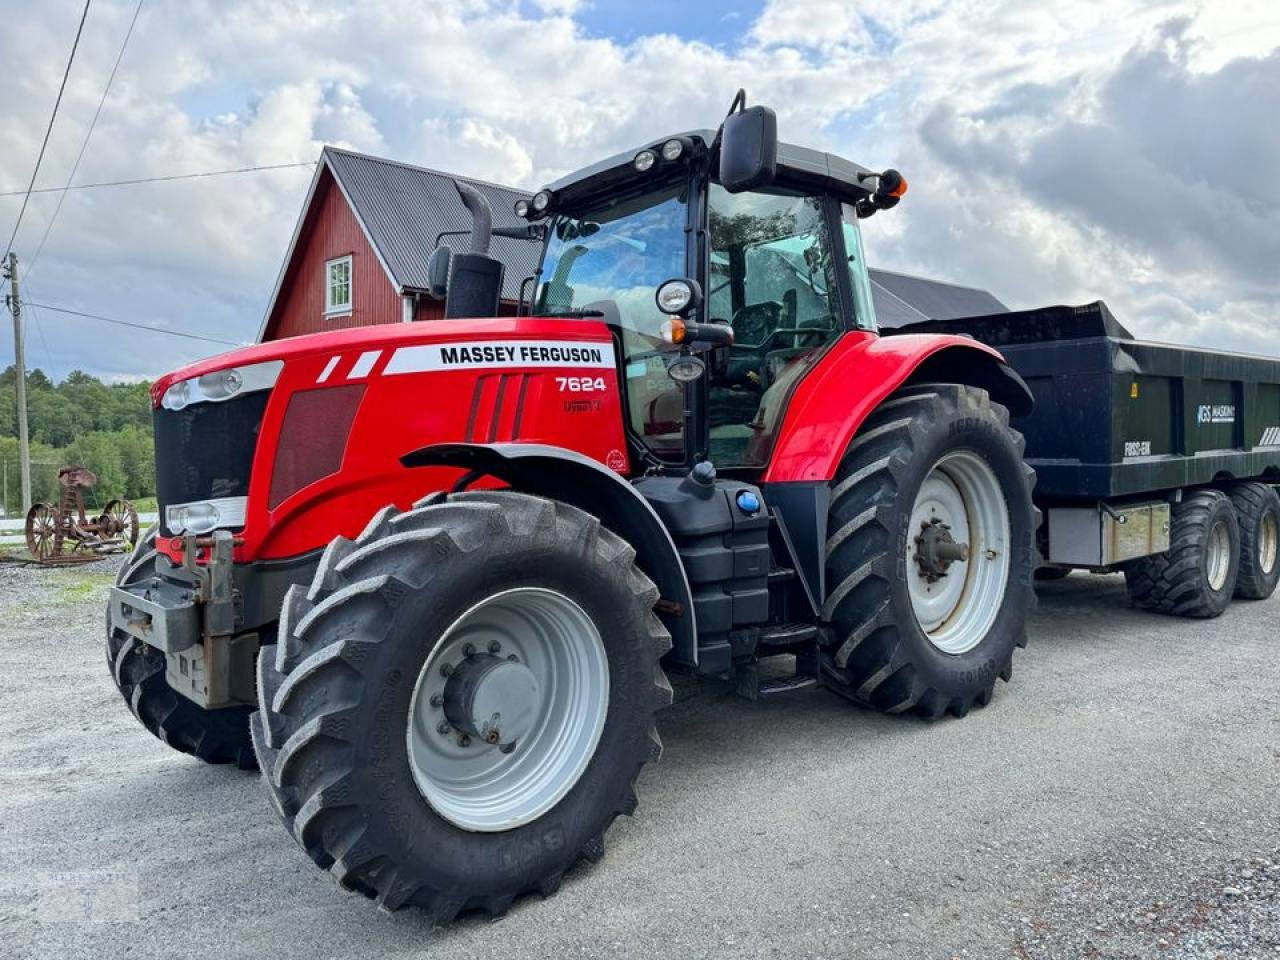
[25,503,58,560]
[101,499,141,548]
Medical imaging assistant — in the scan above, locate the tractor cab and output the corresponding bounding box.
[452,95,907,475]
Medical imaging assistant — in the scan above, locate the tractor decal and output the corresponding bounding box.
[384,340,616,374]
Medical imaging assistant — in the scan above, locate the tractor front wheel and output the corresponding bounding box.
[106,526,257,768]
[820,383,1036,718]
[251,491,671,921]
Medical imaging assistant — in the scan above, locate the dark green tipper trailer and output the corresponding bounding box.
[897,302,1280,617]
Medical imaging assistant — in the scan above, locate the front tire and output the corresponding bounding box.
[251,491,671,920]
[820,384,1037,719]
[106,527,257,768]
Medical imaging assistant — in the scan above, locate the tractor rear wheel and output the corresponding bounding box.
[106,526,257,768]
[1124,489,1240,617]
[1229,481,1280,600]
[251,491,671,920]
[820,383,1036,718]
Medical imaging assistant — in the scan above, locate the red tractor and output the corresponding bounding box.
[108,94,1036,920]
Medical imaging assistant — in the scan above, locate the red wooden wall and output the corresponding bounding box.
[265,172,405,340]
[263,168,523,341]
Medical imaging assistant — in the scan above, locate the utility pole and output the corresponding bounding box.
[5,253,32,513]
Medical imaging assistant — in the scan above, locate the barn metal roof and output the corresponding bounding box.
[323,147,541,301]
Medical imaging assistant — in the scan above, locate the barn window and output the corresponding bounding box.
[325,256,352,315]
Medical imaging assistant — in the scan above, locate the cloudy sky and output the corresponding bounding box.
[1,0,1278,381]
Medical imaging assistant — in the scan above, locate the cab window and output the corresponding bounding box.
[705,184,843,466]
[841,203,878,331]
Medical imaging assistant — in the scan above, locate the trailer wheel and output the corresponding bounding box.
[106,527,257,769]
[1124,489,1240,617]
[251,491,671,921]
[820,384,1036,719]
[1228,482,1280,600]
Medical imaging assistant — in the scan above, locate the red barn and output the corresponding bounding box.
[258,146,1011,342]
[258,147,538,341]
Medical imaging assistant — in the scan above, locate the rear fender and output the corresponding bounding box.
[762,333,1033,483]
[401,442,697,666]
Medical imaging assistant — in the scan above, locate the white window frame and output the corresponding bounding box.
[324,255,353,316]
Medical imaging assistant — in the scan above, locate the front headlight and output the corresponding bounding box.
[165,496,248,535]
[160,359,283,411]
[655,278,695,314]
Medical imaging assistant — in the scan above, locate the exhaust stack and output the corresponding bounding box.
[442,180,505,319]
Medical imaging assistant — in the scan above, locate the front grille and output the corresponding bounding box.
[154,392,270,532]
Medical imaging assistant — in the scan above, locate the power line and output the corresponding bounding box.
[27,0,147,281]
[0,162,317,198]
[22,301,242,346]
[2,0,93,264]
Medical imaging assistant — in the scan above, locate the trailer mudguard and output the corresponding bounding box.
[761,332,1033,483]
[401,442,698,665]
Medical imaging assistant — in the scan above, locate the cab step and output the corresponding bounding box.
[733,655,819,700]
[757,621,819,648]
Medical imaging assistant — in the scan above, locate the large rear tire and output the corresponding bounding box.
[106,526,257,769]
[820,384,1037,719]
[251,491,671,920]
[1229,481,1280,600]
[1124,489,1240,617]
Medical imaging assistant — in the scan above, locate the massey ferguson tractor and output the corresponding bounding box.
[107,94,1040,921]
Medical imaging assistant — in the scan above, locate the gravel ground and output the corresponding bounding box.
[0,559,1277,959]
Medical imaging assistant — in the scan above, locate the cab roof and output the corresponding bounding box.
[548,129,880,206]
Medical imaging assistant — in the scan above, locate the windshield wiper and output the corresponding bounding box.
[537,308,605,319]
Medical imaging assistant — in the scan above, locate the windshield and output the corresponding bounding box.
[534,179,688,336]
[534,179,692,461]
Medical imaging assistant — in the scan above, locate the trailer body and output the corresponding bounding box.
[896,301,1280,568]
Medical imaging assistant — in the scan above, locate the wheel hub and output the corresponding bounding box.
[442,654,540,747]
[406,587,610,832]
[905,451,1011,655]
[914,518,970,583]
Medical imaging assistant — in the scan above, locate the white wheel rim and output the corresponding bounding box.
[406,587,609,832]
[905,451,1011,655]
[1260,511,1278,577]
[1206,520,1232,592]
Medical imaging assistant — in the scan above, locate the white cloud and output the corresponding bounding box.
[0,0,1278,379]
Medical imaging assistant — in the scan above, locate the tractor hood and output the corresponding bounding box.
[151,317,614,408]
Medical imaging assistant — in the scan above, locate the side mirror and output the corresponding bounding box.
[719,104,778,193]
[427,246,451,301]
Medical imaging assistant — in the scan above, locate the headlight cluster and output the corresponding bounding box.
[165,496,248,535]
[636,137,688,172]
[514,188,555,220]
[160,359,283,411]
[514,137,694,220]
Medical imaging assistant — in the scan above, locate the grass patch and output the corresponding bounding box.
[53,568,116,603]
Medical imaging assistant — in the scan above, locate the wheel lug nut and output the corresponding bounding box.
[462,643,476,657]
[507,654,518,663]
[488,640,501,654]
[429,693,443,707]
[484,730,500,744]
[440,662,453,678]
[437,721,451,735]
[457,734,471,747]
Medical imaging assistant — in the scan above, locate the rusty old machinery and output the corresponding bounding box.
[24,466,140,564]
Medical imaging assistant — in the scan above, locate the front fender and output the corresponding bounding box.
[762,332,1033,483]
[401,442,698,666]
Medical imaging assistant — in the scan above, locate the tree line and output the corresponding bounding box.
[0,366,154,517]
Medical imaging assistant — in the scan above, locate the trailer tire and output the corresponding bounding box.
[106,527,257,769]
[251,491,671,921]
[819,384,1037,719]
[1228,482,1280,600]
[1124,489,1240,617]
